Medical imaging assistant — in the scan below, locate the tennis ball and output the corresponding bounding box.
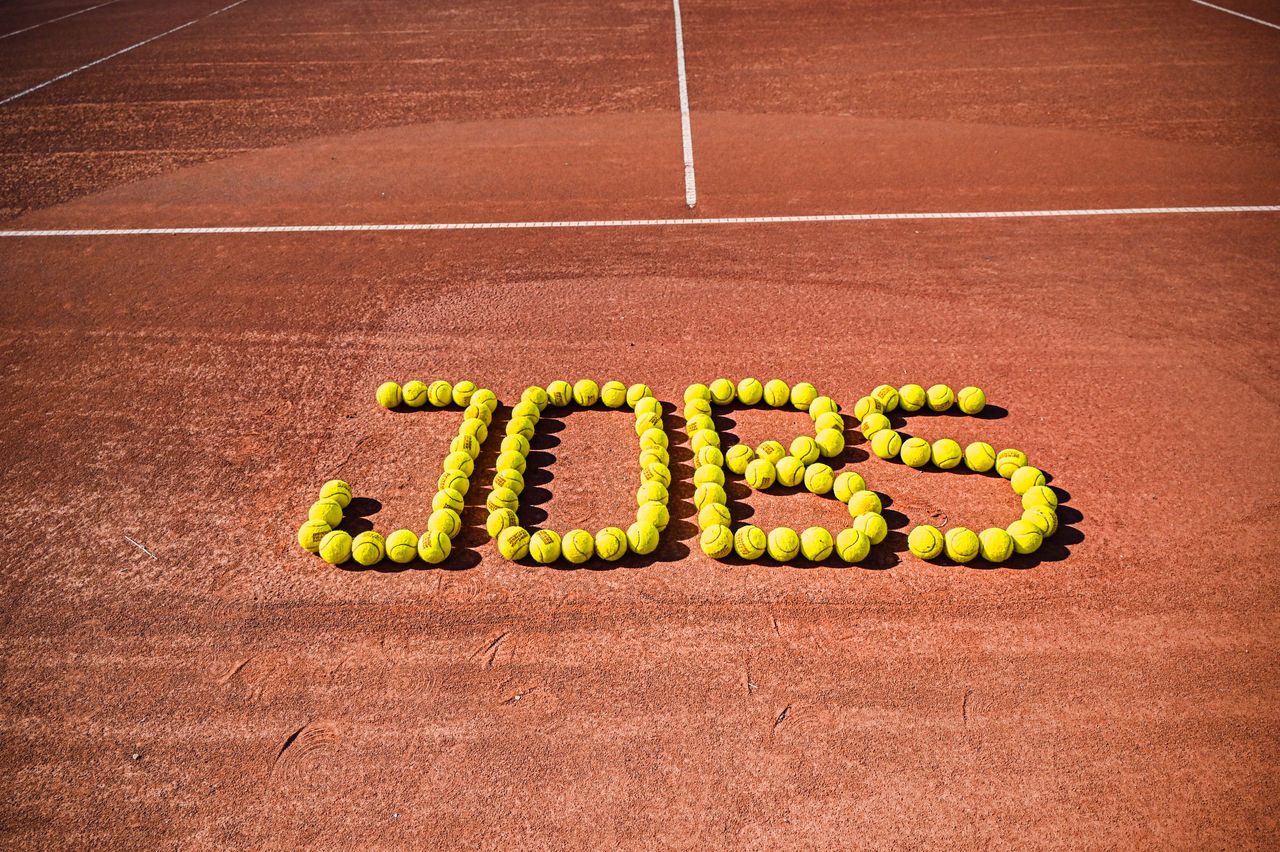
[815,428,845,458]
[511,400,541,421]
[996,449,1028,479]
[637,396,665,419]
[745,458,777,490]
[709,379,736,405]
[835,528,871,563]
[698,503,732,530]
[693,483,727,511]
[1006,520,1043,554]
[417,530,451,563]
[308,498,343,528]
[852,512,888,545]
[681,396,710,417]
[428,380,453,407]
[814,412,844,433]
[691,430,720,453]
[1022,485,1058,511]
[700,524,734,558]
[808,396,839,418]
[756,441,786,465]
[900,437,932,468]
[775,456,805,487]
[522,386,549,409]
[870,429,902,460]
[637,481,669,506]
[791,382,818,411]
[641,427,670,451]
[790,436,819,465]
[486,508,519,538]
[859,413,891,440]
[694,464,725,487]
[562,529,595,563]
[443,451,475,477]
[506,417,536,440]
[640,462,672,488]
[1022,505,1058,537]
[639,448,670,469]
[763,379,790,407]
[804,462,835,494]
[964,442,996,473]
[497,526,531,560]
[428,508,462,538]
[459,417,488,443]
[487,486,520,514]
[833,472,866,503]
[871,384,901,412]
[685,414,714,434]
[1010,466,1046,495]
[529,529,562,564]
[376,382,402,409]
[572,379,599,406]
[767,527,800,562]
[957,386,985,415]
[978,528,1013,562]
[907,525,944,559]
[319,530,352,565]
[635,412,663,436]
[595,527,628,561]
[847,490,882,517]
[601,381,627,408]
[437,470,469,497]
[402,380,428,407]
[298,519,331,552]
[464,402,493,424]
[496,450,527,474]
[492,468,524,495]
[734,525,767,559]
[800,527,833,561]
[852,396,883,421]
[943,527,980,563]
[725,445,755,474]
[931,439,963,470]
[697,446,725,468]
[450,435,480,460]
[626,383,653,408]
[352,531,385,566]
[546,380,572,407]
[627,521,660,555]
[471,388,499,411]
[319,479,352,507]
[432,487,465,513]
[926,384,954,411]
[452,380,477,406]
[898,384,926,412]
[386,529,419,563]
[637,501,670,531]
[683,383,711,403]
[500,434,530,456]
[736,378,764,405]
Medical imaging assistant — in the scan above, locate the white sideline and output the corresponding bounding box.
[0,0,124,41]
[1189,0,1280,30]
[672,0,697,209]
[0,0,250,107]
[1,206,1277,237]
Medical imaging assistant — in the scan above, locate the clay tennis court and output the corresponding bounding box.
[1,0,1278,847]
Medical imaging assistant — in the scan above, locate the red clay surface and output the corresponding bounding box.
[1,0,1279,849]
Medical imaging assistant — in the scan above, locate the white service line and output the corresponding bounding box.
[0,0,125,41]
[1189,0,1280,30]
[0,0,250,107]
[1,206,1277,237]
[671,0,697,209]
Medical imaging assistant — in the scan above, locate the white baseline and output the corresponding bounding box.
[672,0,697,209]
[0,0,125,41]
[1189,0,1280,30]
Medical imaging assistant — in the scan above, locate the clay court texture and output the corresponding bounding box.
[1,0,1278,847]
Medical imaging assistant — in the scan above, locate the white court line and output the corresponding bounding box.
[0,0,250,107]
[671,0,697,209]
[1189,0,1280,30]
[0,0,125,41]
[1,206,1277,237]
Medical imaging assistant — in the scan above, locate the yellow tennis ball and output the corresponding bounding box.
[943,527,980,563]
[492,468,523,495]
[690,429,720,453]
[957,386,985,415]
[450,380,477,406]
[641,427,670,451]
[319,479,352,507]
[297,519,331,552]
[734,525,767,559]
[506,416,536,440]
[852,396,883,421]
[907,525,944,559]
[1022,485,1058,511]
[900,437,932,468]
[870,429,902,459]
[1010,465,1046,495]
[418,530,452,564]
[833,471,866,503]
[428,508,462,538]
[694,482,727,511]
[486,508,519,538]
[926,384,954,411]
[767,527,800,562]
[427,380,453,407]
[464,402,492,424]
[352,531,385,566]
[700,524,734,558]
[791,382,818,411]
[529,529,562,564]
[640,462,672,488]
[693,464,725,489]
[1006,520,1043,554]
[637,481,669,506]
[500,434,530,456]
[443,451,475,477]
[627,521,660,555]
[626,383,653,408]
[1022,505,1059,537]
[847,490,882,517]
[308,498,343,528]
[637,396,665,419]
[736,378,764,405]
[562,529,595,563]
[402,380,428,408]
[594,527,628,561]
[438,470,469,497]
[978,528,1013,562]
[995,449,1028,479]
[860,413,891,440]
[800,527,833,561]
[756,441,785,465]
[376,381,402,409]
[497,526,531,560]
[898,384,926,412]
[835,528,871,563]
[600,381,627,408]
[634,412,663,437]
[808,396,838,418]
[637,501,670,531]
[572,379,599,406]
[683,383,710,403]
[775,456,805,487]
[725,444,755,474]
[852,512,888,545]
[459,417,488,443]
[511,400,541,421]
[763,379,790,407]
[745,458,777,490]
[964,442,996,473]
[450,434,480,460]
[871,384,900,412]
[318,530,352,564]
[487,486,520,514]
[685,414,714,434]
[815,428,845,458]
[546,380,572,406]
[697,445,724,468]
[522,385,549,409]
[708,378,736,405]
[471,388,498,411]
[433,487,465,514]
[496,450,527,474]
[931,439,962,469]
[386,529,419,563]
[790,436,819,465]
[698,503,731,530]
[804,462,834,494]
[639,450,670,472]
[814,412,844,433]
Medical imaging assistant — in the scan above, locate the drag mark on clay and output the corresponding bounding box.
[217,657,252,685]
[772,704,791,730]
[473,632,510,668]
